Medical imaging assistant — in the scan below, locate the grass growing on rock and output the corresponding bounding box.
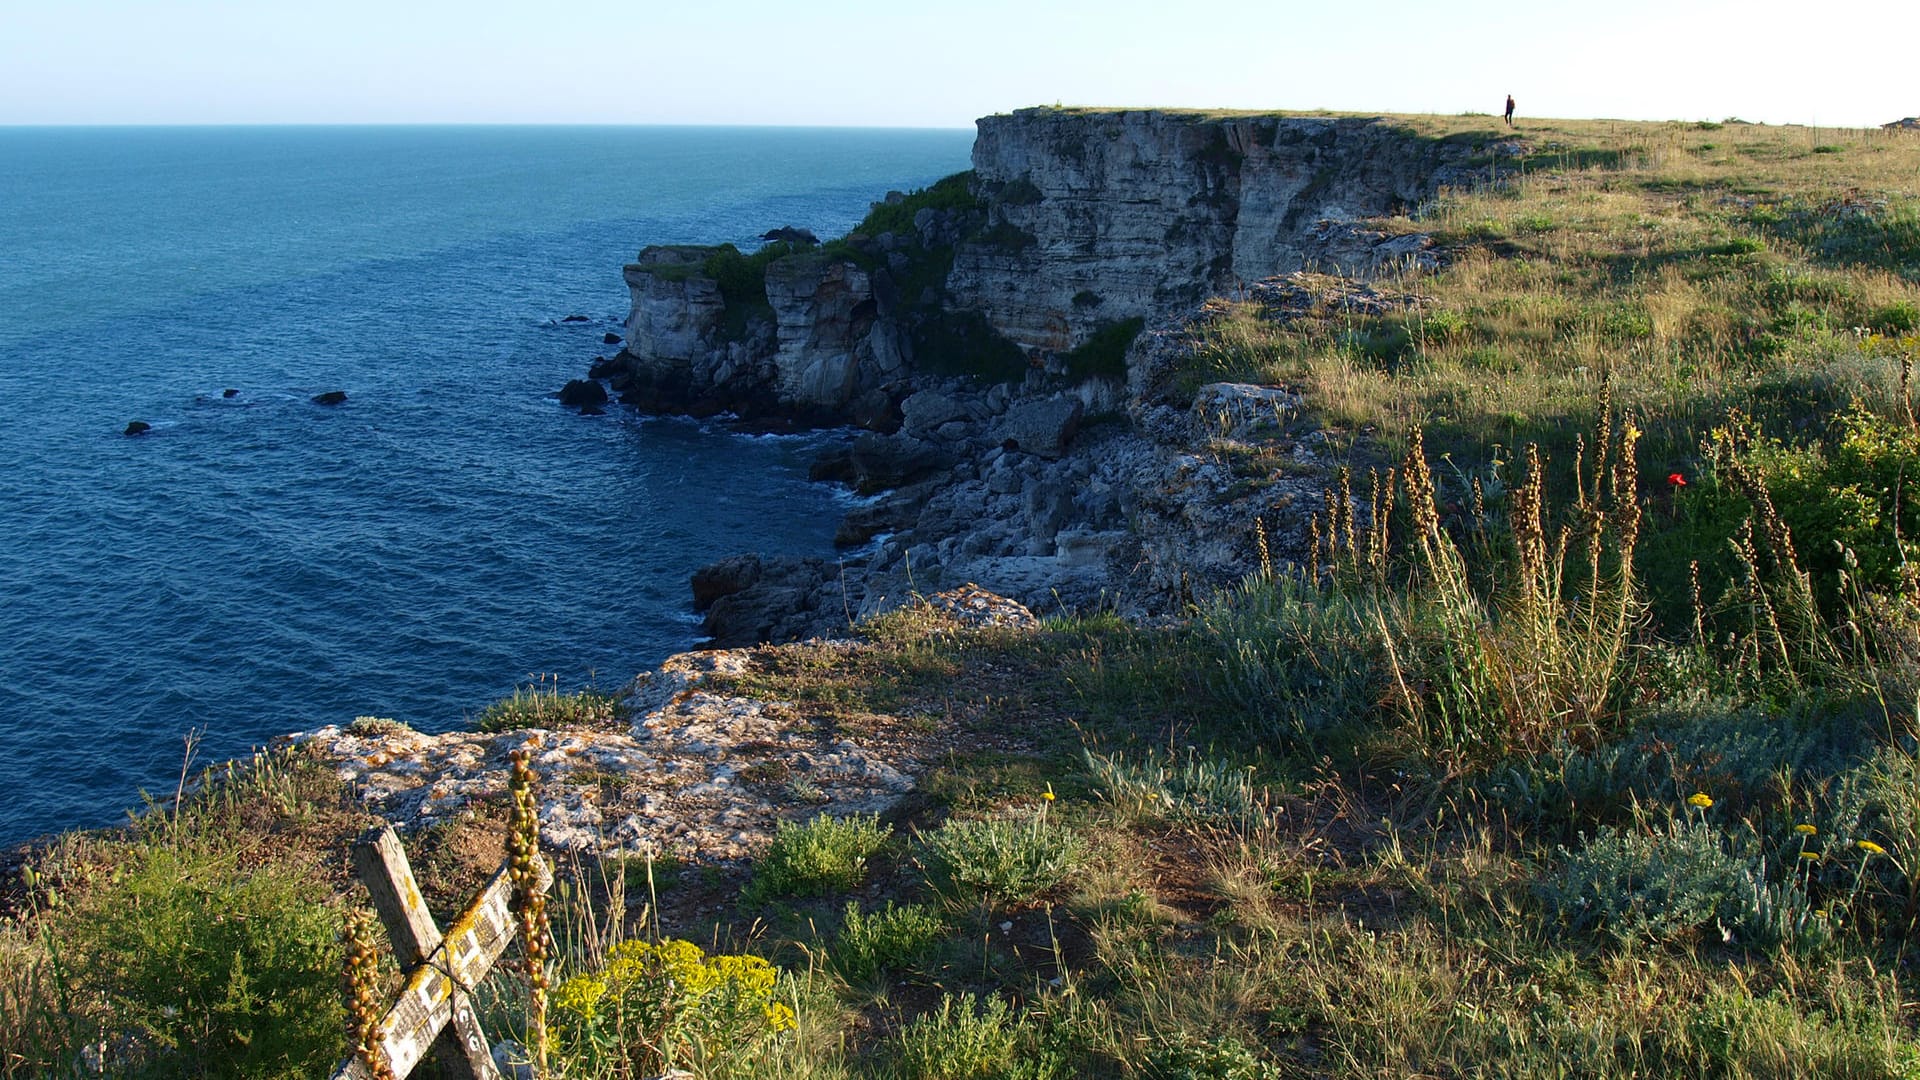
[474,674,630,732]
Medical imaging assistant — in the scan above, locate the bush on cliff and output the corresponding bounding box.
[53,837,345,1078]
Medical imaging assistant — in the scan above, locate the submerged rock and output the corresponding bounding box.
[123,420,151,436]
[557,379,609,414]
[761,225,820,246]
[311,390,348,406]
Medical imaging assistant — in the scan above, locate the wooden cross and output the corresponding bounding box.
[332,825,551,1080]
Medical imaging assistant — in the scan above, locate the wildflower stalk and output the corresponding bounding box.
[509,748,552,1078]
[341,907,395,1080]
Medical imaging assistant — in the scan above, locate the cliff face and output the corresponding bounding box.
[950,108,1486,352]
[606,108,1495,428]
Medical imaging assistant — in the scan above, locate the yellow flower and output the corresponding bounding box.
[1813,909,1830,918]
[1800,851,1821,861]
[1041,791,1056,802]
[553,974,608,1020]
[1794,824,1817,835]
[1687,793,1713,809]
[1856,840,1888,856]
[765,1002,798,1032]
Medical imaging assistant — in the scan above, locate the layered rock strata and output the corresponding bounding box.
[953,108,1492,351]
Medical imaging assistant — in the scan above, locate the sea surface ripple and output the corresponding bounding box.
[0,125,972,844]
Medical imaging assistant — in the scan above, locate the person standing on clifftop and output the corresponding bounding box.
[1505,95,1516,127]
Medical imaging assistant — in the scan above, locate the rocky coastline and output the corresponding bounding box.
[588,107,1499,647]
[299,107,1506,855]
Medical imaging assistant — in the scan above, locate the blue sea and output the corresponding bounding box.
[0,125,973,845]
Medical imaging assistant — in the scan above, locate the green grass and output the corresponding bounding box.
[916,804,1085,908]
[742,812,893,905]
[473,674,629,732]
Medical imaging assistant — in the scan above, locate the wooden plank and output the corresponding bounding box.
[333,846,551,1080]
[350,827,499,1080]
[352,827,440,965]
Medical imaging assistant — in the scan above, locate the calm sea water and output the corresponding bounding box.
[0,125,973,845]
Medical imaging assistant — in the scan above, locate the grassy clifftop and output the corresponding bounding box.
[8,115,1920,1078]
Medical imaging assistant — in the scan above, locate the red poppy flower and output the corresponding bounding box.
[1668,472,1687,487]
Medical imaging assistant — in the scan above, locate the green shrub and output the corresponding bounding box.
[1422,307,1471,340]
[1870,300,1920,335]
[345,715,412,736]
[1735,406,1920,603]
[1821,740,1920,934]
[895,993,1053,1080]
[744,812,892,904]
[918,807,1085,906]
[1084,747,1273,827]
[853,172,978,239]
[1144,1033,1280,1080]
[1062,316,1144,381]
[975,222,1038,254]
[830,900,947,984]
[55,840,345,1078]
[1197,574,1377,746]
[997,178,1044,206]
[910,310,1029,383]
[1543,816,1826,949]
[474,675,628,732]
[1482,692,1878,845]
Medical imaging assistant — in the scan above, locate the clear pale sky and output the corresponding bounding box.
[2,0,1913,129]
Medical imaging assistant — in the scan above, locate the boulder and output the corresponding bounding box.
[995,396,1083,459]
[1190,382,1302,439]
[691,554,838,648]
[691,554,764,610]
[587,355,620,380]
[761,226,820,246]
[921,584,1039,630]
[221,388,238,399]
[311,391,348,406]
[899,390,970,438]
[603,332,622,345]
[1023,479,1075,545]
[848,432,956,493]
[123,420,151,436]
[561,314,591,323]
[808,448,858,485]
[558,379,609,413]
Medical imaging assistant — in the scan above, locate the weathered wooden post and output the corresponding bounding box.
[332,825,551,1080]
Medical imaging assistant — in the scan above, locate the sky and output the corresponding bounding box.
[1,0,1914,129]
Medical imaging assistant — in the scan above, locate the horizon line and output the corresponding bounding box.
[0,119,981,131]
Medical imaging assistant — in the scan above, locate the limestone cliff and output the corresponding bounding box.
[953,108,1491,352]
[603,108,1501,428]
